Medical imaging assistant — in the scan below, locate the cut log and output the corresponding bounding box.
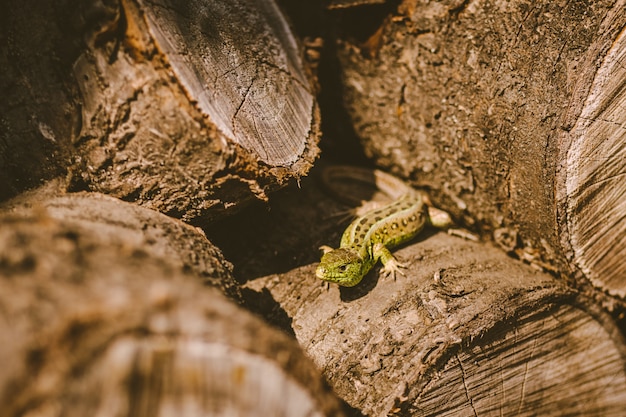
[327,1,626,299]
[0,208,345,417]
[206,170,626,416]
[0,183,239,299]
[244,233,626,417]
[1,0,319,223]
[141,0,315,166]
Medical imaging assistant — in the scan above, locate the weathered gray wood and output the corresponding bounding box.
[0,208,345,417]
[142,0,315,166]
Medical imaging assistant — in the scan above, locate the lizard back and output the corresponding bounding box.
[341,190,429,257]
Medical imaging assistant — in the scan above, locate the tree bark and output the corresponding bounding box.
[328,0,626,301]
[1,0,319,224]
[3,0,626,416]
[207,170,626,417]
[0,183,239,299]
[0,0,79,200]
[0,201,345,417]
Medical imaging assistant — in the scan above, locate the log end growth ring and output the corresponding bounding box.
[143,0,314,167]
[560,25,626,297]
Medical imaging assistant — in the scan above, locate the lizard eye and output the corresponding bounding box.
[338,264,348,272]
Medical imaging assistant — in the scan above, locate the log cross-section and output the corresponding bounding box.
[142,0,315,166]
[558,14,626,297]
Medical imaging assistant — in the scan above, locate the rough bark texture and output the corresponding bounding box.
[3,0,626,415]
[1,0,320,224]
[328,0,626,301]
[207,172,626,417]
[0,183,239,299]
[0,205,345,417]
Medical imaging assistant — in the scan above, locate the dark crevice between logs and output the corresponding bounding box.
[276,0,371,167]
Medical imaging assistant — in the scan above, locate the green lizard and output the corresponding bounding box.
[316,166,454,287]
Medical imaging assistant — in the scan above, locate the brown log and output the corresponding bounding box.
[0,204,345,417]
[208,171,626,416]
[4,2,625,416]
[246,236,626,416]
[0,183,239,299]
[1,0,319,223]
[326,1,626,300]
[245,240,626,416]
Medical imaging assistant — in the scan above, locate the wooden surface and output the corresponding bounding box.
[0,184,239,299]
[418,304,626,416]
[325,0,626,304]
[71,0,320,223]
[557,11,626,297]
[1,0,320,222]
[141,0,315,166]
[2,0,626,415]
[208,171,626,416]
[244,234,626,416]
[0,199,345,417]
[0,0,79,200]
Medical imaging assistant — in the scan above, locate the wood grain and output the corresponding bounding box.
[1,0,320,222]
[142,0,315,166]
[557,12,626,297]
[244,230,626,416]
[216,173,626,416]
[0,202,345,417]
[418,304,626,416]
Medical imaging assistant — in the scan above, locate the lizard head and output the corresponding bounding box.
[316,247,364,287]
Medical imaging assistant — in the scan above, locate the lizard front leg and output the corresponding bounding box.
[373,242,406,280]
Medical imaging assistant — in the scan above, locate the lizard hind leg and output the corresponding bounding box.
[373,243,406,280]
